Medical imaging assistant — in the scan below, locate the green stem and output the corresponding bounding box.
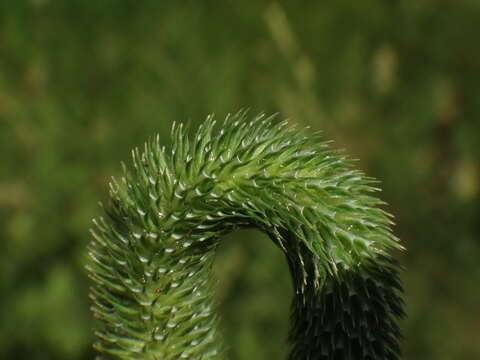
[87,112,405,359]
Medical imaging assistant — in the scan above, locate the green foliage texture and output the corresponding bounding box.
[1,1,479,359]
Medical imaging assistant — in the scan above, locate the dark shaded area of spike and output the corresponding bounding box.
[288,256,405,360]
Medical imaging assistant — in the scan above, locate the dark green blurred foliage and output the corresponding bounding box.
[0,1,478,359]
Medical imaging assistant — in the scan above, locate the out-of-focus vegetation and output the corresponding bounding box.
[1,1,479,359]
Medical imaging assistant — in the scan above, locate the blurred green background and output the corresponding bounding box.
[1,1,479,359]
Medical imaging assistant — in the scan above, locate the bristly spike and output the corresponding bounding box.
[88,111,405,360]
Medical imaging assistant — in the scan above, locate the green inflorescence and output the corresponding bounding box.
[87,111,405,360]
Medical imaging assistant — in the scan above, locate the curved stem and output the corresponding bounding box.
[87,112,405,359]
